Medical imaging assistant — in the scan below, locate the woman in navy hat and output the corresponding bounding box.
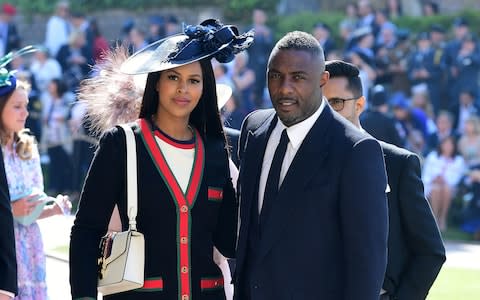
[70,19,253,300]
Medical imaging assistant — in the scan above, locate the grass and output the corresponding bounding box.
[427,267,480,300]
[442,227,475,242]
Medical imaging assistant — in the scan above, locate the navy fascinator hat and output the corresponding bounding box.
[0,45,39,97]
[121,19,255,75]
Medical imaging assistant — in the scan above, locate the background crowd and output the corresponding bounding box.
[1,0,479,239]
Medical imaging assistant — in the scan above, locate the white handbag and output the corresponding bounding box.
[97,124,145,295]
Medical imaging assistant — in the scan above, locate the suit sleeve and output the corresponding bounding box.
[69,128,125,298]
[0,152,17,295]
[340,138,388,300]
[395,154,446,299]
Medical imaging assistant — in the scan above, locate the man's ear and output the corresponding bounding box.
[320,70,330,87]
[356,96,366,116]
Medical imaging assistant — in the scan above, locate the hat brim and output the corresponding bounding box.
[121,34,223,75]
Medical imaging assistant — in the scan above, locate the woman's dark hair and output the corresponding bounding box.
[139,58,225,142]
[51,78,68,98]
[437,135,458,158]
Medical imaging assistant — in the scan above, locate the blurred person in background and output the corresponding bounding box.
[89,18,109,64]
[426,110,456,153]
[423,135,467,231]
[29,46,62,101]
[449,33,480,105]
[146,15,165,44]
[42,78,74,195]
[232,51,255,113]
[407,32,444,115]
[361,84,405,147]
[45,1,71,58]
[312,22,336,59]
[0,3,21,57]
[450,88,480,136]
[247,8,273,108]
[56,30,91,91]
[422,1,440,16]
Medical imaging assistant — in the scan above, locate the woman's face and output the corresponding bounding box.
[1,89,29,136]
[156,62,203,122]
[464,121,476,135]
[440,138,455,157]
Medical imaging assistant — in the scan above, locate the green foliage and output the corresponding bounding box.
[223,0,278,22]
[269,9,480,50]
[271,11,345,41]
[7,0,226,15]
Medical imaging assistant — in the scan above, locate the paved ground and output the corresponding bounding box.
[38,215,480,300]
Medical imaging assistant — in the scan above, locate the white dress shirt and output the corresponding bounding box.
[258,99,326,212]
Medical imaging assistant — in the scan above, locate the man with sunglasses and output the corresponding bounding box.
[324,60,446,300]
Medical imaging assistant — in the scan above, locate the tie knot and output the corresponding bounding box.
[280,129,289,145]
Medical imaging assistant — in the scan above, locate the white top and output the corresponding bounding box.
[422,151,467,196]
[45,15,70,57]
[258,99,326,212]
[156,136,194,194]
[29,58,62,95]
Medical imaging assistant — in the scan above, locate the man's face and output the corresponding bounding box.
[323,77,360,124]
[267,49,328,127]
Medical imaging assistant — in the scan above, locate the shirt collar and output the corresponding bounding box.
[276,98,326,149]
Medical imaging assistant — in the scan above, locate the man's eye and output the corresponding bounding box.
[269,73,280,79]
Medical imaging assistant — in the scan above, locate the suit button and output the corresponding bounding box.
[253,284,259,289]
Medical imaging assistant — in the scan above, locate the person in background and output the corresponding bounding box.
[0,3,20,57]
[247,9,273,108]
[235,30,388,300]
[89,18,109,64]
[0,57,70,299]
[324,59,445,300]
[45,1,71,58]
[146,15,165,44]
[312,22,336,59]
[28,46,62,101]
[70,19,253,299]
[423,135,467,231]
[42,78,74,195]
[361,84,405,147]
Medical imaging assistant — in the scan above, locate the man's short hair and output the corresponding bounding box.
[325,60,363,97]
[274,31,324,60]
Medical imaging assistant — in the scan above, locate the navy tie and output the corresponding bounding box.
[260,129,289,225]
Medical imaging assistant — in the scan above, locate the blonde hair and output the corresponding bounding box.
[0,79,36,160]
[464,116,480,135]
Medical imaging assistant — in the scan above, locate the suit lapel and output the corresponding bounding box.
[236,112,277,263]
[257,105,335,261]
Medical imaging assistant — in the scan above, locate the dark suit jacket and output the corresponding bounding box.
[5,22,21,54]
[380,142,446,300]
[0,149,17,295]
[361,110,405,147]
[234,105,389,300]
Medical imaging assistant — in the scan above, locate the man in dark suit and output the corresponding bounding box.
[234,31,388,300]
[0,149,17,299]
[361,84,405,147]
[324,60,446,300]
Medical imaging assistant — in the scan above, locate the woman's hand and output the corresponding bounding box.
[53,194,72,216]
[11,195,41,217]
